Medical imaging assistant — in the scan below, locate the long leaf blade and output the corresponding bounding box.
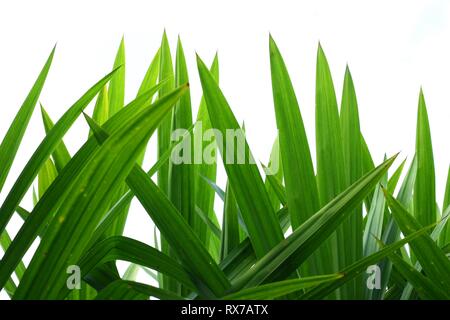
[0,46,55,192]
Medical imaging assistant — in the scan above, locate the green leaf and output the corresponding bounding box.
[197,54,284,258]
[400,210,450,299]
[12,85,188,299]
[122,264,140,281]
[397,156,417,207]
[101,37,130,239]
[83,96,220,297]
[194,54,220,255]
[229,155,396,292]
[301,224,434,299]
[0,46,55,193]
[219,206,292,283]
[339,66,363,298]
[0,83,162,293]
[385,190,450,293]
[387,158,406,194]
[264,136,284,211]
[158,37,195,295]
[363,157,412,300]
[195,206,222,240]
[443,165,450,211]
[315,44,347,297]
[40,105,72,172]
[202,176,225,201]
[363,174,388,257]
[388,252,449,299]
[0,230,26,288]
[15,206,31,222]
[0,67,119,239]
[361,135,375,210]
[362,172,387,300]
[37,157,58,198]
[269,36,320,230]
[134,47,162,167]
[441,166,450,246]
[157,32,176,292]
[157,31,175,196]
[220,239,256,280]
[262,162,287,207]
[137,48,160,96]
[220,182,240,260]
[170,36,195,227]
[414,89,436,227]
[79,236,196,290]
[96,280,183,300]
[108,37,126,117]
[223,274,342,300]
[91,85,109,127]
[127,166,231,298]
[315,44,346,206]
[86,122,196,248]
[0,85,163,288]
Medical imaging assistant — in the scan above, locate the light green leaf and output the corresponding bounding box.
[197,54,284,259]
[0,46,55,192]
[230,155,396,292]
[40,105,72,172]
[79,236,196,290]
[414,89,436,227]
[127,166,231,298]
[108,37,126,117]
[0,83,161,293]
[96,280,183,300]
[12,85,188,299]
[0,67,119,239]
[385,190,450,293]
[223,274,342,300]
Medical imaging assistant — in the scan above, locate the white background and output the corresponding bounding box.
[1,0,450,298]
